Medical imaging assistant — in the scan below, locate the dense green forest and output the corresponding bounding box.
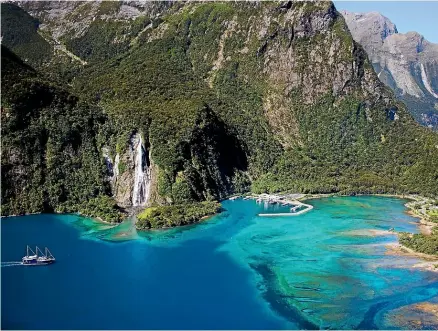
[399,230,438,256]
[69,1,438,200]
[399,202,438,256]
[136,201,221,229]
[1,45,121,221]
[1,2,438,232]
[0,3,53,66]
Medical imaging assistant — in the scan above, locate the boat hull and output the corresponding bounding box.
[22,260,55,266]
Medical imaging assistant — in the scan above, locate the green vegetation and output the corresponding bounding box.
[65,16,151,63]
[0,3,53,66]
[136,201,221,229]
[399,230,438,256]
[251,94,438,197]
[96,1,122,16]
[70,1,438,201]
[400,199,438,256]
[56,195,124,223]
[76,196,124,223]
[1,45,115,217]
[401,94,438,130]
[427,210,438,222]
[0,3,85,83]
[1,1,438,233]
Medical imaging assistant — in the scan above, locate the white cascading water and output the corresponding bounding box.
[132,134,151,206]
[113,153,120,181]
[102,148,120,195]
[102,147,114,178]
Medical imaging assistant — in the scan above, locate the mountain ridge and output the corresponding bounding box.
[341,10,438,130]
[2,1,438,221]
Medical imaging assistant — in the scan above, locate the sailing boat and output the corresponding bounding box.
[22,246,37,264]
[22,246,55,265]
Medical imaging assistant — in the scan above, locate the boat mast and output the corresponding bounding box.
[45,247,54,258]
[36,246,45,257]
[25,246,36,257]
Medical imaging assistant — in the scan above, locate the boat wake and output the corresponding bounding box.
[1,261,23,267]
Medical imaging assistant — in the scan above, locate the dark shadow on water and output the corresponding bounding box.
[357,281,438,330]
[250,263,318,330]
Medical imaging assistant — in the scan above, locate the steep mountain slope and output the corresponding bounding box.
[341,10,438,130]
[2,1,438,220]
[0,3,53,65]
[0,45,123,220]
[14,0,173,63]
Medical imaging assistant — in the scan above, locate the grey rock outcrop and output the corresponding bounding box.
[13,0,173,40]
[341,10,438,129]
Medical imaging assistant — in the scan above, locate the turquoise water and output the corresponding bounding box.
[2,196,438,329]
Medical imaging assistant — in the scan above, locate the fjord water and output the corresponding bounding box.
[2,197,438,330]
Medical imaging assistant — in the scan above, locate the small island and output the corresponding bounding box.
[136,201,222,230]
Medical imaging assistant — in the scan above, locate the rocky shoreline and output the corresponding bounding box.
[385,242,438,272]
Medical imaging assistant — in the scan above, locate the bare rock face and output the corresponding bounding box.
[15,0,173,39]
[340,11,397,52]
[239,2,394,147]
[341,10,438,129]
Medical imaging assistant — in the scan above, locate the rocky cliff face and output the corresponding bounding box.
[2,1,438,217]
[341,10,438,129]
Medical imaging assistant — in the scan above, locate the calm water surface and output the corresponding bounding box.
[2,196,438,329]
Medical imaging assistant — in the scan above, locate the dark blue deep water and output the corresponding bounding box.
[2,196,438,329]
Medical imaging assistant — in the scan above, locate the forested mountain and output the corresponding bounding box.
[342,11,438,130]
[2,1,438,221]
[1,44,124,220]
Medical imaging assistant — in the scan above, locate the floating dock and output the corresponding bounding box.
[258,203,313,217]
[245,193,313,217]
[229,193,313,217]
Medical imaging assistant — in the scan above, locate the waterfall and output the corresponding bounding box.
[102,147,120,187]
[113,153,120,180]
[132,134,151,207]
[102,147,114,177]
